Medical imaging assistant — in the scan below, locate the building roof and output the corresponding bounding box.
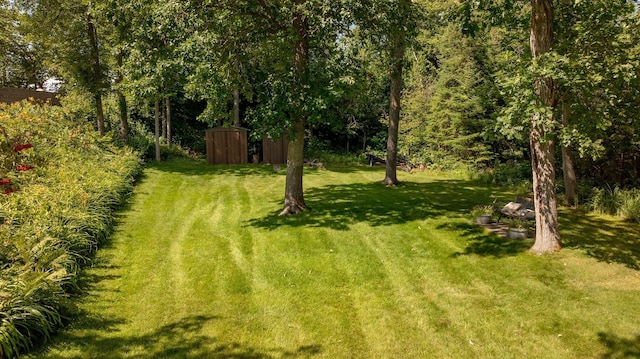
[0,87,61,106]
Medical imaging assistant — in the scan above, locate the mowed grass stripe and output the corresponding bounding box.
[30,158,640,359]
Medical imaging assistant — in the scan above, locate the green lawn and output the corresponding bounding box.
[31,158,640,358]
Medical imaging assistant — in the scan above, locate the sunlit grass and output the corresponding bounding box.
[30,158,640,358]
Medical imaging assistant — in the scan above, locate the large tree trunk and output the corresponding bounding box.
[383,2,408,186]
[279,0,308,216]
[86,10,105,136]
[116,51,129,141]
[530,0,561,254]
[561,102,577,206]
[155,99,161,162]
[165,97,171,144]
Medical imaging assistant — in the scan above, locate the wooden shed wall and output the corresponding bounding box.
[262,136,288,165]
[205,127,248,164]
[0,88,61,106]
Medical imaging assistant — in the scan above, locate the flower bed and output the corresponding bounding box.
[0,102,142,358]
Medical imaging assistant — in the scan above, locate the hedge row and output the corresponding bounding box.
[0,102,142,358]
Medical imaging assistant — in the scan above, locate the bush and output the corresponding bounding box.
[474,161,532,188]
[0,102,142,357]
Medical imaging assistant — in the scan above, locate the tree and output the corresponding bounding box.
[15,0,109,134]
[383,1,408,185]
[279,0,310,215]
[0,1,48,88]
[119,0,193,156]
[401,22,493,168]
[352,0,419,185]
[554,0,640,190]
[86,6,106,135]
[529,0,561,254]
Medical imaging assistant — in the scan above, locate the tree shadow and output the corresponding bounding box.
[246,180,503,231]
[38,313,323,358]
[442,222,532,258]
[598,332,640,358]
[146,158,340,179]
[147,159,280,178]
[560,209,640,270]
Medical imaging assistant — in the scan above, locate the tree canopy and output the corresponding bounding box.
[2,0,639,245]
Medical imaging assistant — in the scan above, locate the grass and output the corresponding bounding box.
[29,158,640,358]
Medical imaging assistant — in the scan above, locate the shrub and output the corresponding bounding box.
[0,102,142,357]
[473,161,532,188]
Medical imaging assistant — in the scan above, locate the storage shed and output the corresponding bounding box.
[262,136,288,165]
[205,127,248,164]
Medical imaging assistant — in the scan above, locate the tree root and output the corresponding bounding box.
[278,203,308,216]
[382,178,399,187]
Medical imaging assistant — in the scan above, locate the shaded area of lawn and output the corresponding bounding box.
[599,332,640,359]
[46,313,322,359]
[560,208,640,270]
[247,180,505,230]
[442,222,532,258]
[146,157,380,178]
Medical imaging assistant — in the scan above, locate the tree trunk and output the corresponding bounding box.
[155,99,161,162]
[529,0,561,254]
[161,101,167,141]
[233,87,240,127]
[280,0,308,216]
[362,130,367,152]
[561,102,577,206]
[165,97,171,144]
[93,93,105,136]
[86,10,105,136]
[116,51,129,141]
[383,4,407,186]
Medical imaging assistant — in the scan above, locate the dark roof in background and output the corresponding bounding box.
[0,88,61,106]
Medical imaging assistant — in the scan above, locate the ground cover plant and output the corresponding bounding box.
[0,103,142,357]
[30,158,640,358]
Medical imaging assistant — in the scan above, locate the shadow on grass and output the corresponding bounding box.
[246,180,502,231]
[598,332,640,358]
[560,209,640,270]
[147,159,280,178]
[441,222,532,258]
[42,313,322,358]
[145,157,351,178]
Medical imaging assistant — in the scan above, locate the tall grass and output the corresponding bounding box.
[589,186,640,223]
[0,102,142,357]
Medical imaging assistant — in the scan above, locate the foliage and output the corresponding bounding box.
[0,102,142,357]
[589,186,640,223]
[507,217,528,230]
[472,204,495,217]
[475,161,532,188]
[0,1,48,88]
[402,22,494,168]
